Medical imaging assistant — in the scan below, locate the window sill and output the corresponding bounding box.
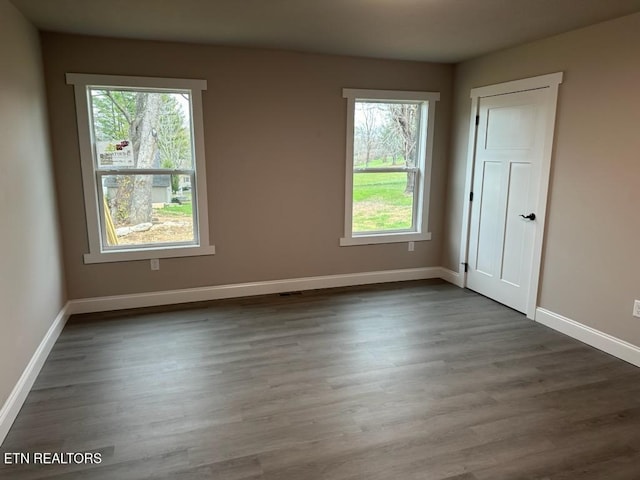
[340,232,431,246]
[83,244,216,264]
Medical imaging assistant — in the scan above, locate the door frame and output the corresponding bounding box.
[458,72,563,319]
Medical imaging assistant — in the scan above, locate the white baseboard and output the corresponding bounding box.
[0,302,71,446]
[535,308,640,368]
[439,268,465,288]
[69,267,453,315]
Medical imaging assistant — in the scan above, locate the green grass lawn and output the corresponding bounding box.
[353,171,413,232]
[158,202,193,216]
[355,156,407,168]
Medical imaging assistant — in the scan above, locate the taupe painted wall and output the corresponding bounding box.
[0,1,66,407]
[445,13,640,345]
[40,33,453,299]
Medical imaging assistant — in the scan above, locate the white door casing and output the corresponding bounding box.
[459,73,563,319]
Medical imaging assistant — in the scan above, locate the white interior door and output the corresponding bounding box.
[467,88,549,314]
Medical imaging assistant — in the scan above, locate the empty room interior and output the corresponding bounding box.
[1,0,640,478]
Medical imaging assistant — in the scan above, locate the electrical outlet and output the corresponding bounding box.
[150,259,160,271]
[633,300,640,318]
[408,241,415,252]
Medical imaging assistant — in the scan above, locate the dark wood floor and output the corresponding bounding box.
[2,280,640,479]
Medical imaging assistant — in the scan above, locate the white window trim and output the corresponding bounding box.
[66,73,215,264]
[340,88,439,246]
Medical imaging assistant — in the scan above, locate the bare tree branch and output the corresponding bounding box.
[105,91,132,125]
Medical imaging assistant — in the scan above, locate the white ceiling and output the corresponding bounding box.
[10,0,640,63]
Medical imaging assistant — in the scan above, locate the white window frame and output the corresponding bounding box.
[67,73,215,264]
[340,88,439,246]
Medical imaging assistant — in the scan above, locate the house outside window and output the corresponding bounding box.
[67,74,214,263]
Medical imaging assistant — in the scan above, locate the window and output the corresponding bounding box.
[340,89,439,246]
[67,74,214,263]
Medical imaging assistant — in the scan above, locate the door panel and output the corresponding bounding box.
[475,161,502,276]
[501,162,531,286]
[467,89,546,313]
[485,104,537,150]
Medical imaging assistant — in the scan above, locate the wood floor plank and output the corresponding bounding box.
[2,280,640,479]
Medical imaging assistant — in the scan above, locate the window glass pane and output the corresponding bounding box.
[101,174,195,248]
[352,171,415,233]
[353,101,421,170]
[90,89,194,170]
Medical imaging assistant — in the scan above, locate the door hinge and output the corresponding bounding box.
[461,262,469,273]
[469,192,474,202]
[475,115,479,126]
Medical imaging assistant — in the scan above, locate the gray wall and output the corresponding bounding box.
[0,1,66,407]
[445,13,640,345]
[40,33,453,299]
